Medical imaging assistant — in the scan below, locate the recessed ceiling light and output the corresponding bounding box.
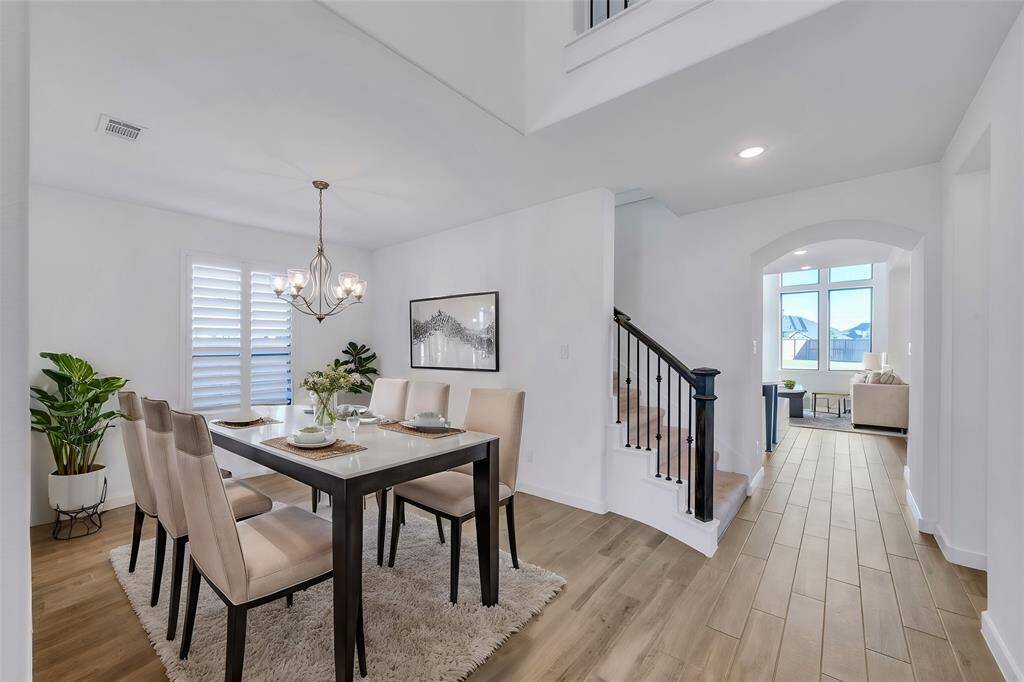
[794,250,807,255]
[800,266,811,270]
[738,146,765,159]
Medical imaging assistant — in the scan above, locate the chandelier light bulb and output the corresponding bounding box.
[288,269,309,293]
[272,276,287,295]
[352,279,367,300]
[339,272,359,295]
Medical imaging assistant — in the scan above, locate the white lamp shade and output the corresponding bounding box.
[862,352,886,371]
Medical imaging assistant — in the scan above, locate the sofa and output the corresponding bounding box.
[851,382,909,431]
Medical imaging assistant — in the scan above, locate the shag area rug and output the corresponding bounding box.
[110,507,564,680]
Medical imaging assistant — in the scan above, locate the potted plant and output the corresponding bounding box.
[783,379,796,390]
[333,341,378,395]
[301,363,356,431]
[30,353,127,511]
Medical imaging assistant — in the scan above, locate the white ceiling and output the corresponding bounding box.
[763,239,900,274]
[30,1,1021,249]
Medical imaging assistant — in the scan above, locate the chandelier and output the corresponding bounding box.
[273,180,366,323]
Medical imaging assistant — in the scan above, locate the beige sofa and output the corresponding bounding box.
[851,383,909,431]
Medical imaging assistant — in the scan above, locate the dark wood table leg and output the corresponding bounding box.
[332,482,363,682]
[472,441,499,606]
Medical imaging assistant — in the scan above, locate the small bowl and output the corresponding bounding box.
[294,426,326,444]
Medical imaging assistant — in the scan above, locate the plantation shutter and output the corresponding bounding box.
[190,264,242,410]
[250,271,293,405]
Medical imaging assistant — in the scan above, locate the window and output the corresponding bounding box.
[781,291,819,370]
[828,287,872,370]
[188,261,292,411]
[250,271,293,405]
[830,263,872,283]
[590,0,628,27]
[781,269,819,287]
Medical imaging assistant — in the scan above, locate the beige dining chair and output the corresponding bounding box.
[367,377,409,419]
[388,388,525,603]
[403,380,451,420]
[117,391,160,575]
[171,408,366,680]
[142,397,273,642]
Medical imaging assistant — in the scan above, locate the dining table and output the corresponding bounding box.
[208,404,500,682]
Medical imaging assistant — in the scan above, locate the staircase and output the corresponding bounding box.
[605,309,749,557]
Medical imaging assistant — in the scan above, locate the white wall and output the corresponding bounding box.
[762,263,891,404]
[0,1,32,677]
[371,188,615,512]
[887,256,911,381]
[615,165,941,488]
[28,185,373,525]
[939,9,1023,677]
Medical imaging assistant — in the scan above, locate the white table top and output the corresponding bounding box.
[208,405,497,481]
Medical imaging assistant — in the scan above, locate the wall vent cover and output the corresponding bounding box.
[97,114,144,141]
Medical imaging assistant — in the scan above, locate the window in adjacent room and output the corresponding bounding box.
[781,269,820,287]
[828,287,872,370]
[781,291,819,370]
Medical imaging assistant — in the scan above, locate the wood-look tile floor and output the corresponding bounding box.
[31,426,1000,681]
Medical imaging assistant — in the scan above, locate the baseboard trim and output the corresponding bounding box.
[905,487,935,533]
[517,480,607,514]
[934,523,987,570]
[982,611,1023,682]
[746,466,764,495]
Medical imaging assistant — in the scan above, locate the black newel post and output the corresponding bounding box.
[692,367,720,523]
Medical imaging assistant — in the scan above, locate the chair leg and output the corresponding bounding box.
[376,488,388,567]
[225,604,248,682]
[129,505,145,573]
[151,522,167,607]
[286,593,293,608]
[449,520,461,604]
[311,487,319,514]
[179,558,201,660]
[388,498,403,567]
[167,536,187,640]
[435,514,445,544]
[400,502,406,525]
[506,498,519,569]
[356,600,367,678]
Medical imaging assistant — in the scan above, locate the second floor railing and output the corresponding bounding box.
[613,308,719,522]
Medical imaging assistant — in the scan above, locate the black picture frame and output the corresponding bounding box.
[409,291,500,372]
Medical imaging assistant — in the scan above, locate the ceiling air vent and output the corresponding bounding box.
[97,114,144,141]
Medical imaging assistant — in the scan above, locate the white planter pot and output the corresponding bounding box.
[48,466,106,511]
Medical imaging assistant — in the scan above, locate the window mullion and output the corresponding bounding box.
[240,263,253,408]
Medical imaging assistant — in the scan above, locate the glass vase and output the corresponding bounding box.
[310,391,338,434]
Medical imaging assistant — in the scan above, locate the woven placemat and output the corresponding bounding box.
[213,417,283,429]
[377,421,466,439]
[260,436,367,461]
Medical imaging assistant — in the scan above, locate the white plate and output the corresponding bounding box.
[286,435,338,450]
[400,420,450,433]
[359,416,379,424]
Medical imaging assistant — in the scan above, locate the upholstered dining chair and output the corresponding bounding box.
[403,380,451,420]
[142,397,273,642]
[171,409,366,681]
[388,388,525,603]
[117,391,160,575]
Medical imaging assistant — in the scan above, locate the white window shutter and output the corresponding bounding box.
[190,264,242,410]
[250,271,293,405]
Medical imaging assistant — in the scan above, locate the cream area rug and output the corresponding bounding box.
[109,507,565,681]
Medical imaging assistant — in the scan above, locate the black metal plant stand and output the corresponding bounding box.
[51,478,107,541]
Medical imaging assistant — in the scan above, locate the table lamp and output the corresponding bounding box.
[862,352,886,371]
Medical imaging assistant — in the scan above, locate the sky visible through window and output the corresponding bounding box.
[781,269,819,287]
[830,263,872,283]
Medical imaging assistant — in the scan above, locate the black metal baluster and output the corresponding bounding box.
[615,325,621,424]
[687,385,694,513]
[655,358,662,478]
[676,373,683,484]
[635,337,642,450]
[646,347,651,451]
[666,367,671,481]
[625,333,632,448]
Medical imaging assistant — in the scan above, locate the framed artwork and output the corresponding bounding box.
[409,291,499,371]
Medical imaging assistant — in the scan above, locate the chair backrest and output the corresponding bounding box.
[458,388,525,492]
[404,380,451,420]
[368,378,409,420]
[142,398,189,538]
[117,391,158,516]
[171,409,248,605]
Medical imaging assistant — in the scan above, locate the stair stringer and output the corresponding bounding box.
[604,423,720,557]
